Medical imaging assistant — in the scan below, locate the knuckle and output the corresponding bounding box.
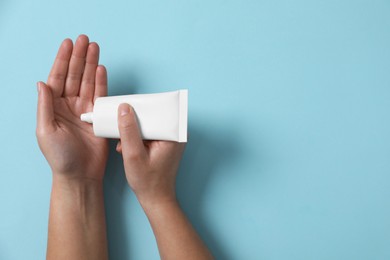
[82,78,95,86]
[67,71,82,81]
[49,72,66,82]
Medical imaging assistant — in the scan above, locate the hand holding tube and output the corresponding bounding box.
[116,103,185,206]
[117,103,213,260]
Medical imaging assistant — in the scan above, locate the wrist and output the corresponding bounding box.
[48,172,108,260]
[52,171,104,185]
[139,196,180,215]
[52,175,103,190]
[51,174,104,215]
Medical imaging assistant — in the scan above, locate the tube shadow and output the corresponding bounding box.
[177,119,242,260]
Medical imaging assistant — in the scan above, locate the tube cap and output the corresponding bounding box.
[80,112,94,123]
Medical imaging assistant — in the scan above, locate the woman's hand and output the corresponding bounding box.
[116,103,213,260]
[36,35,109,181]
[116,103,186,207]
[38,35,109,260]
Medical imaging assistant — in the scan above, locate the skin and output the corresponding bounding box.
[37,34,213,260]
[36,35,109,260]
[116,104,214,260]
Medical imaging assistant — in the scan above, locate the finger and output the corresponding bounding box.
[94,65,107,102]
[47,39,73,98]
[63,34,89,97]
[116,141,122,153]
[36,82,56,135]
[117,104,146,160]
[79,42,99,101]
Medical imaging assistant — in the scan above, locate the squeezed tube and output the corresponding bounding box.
[80,90,188,142]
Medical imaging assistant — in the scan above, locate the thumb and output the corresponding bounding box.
[36,82,55,134]
[117,103,146,159]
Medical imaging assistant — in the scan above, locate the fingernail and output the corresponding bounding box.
[36,82,41,93]
[120,104,130,116]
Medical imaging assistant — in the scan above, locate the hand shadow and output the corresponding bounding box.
[177,118,242,260]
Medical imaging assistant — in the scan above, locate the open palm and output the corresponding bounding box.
[36,35,109,180]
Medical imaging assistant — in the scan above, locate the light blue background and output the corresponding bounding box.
[0,0,389,259]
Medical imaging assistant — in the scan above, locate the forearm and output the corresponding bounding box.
[142,199,213,260]
[47,175,108,260]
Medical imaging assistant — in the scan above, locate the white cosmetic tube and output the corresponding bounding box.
[80,90,188,142]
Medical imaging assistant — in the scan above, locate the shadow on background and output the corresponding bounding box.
[0,1,9,32]
[177,121,242,260]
